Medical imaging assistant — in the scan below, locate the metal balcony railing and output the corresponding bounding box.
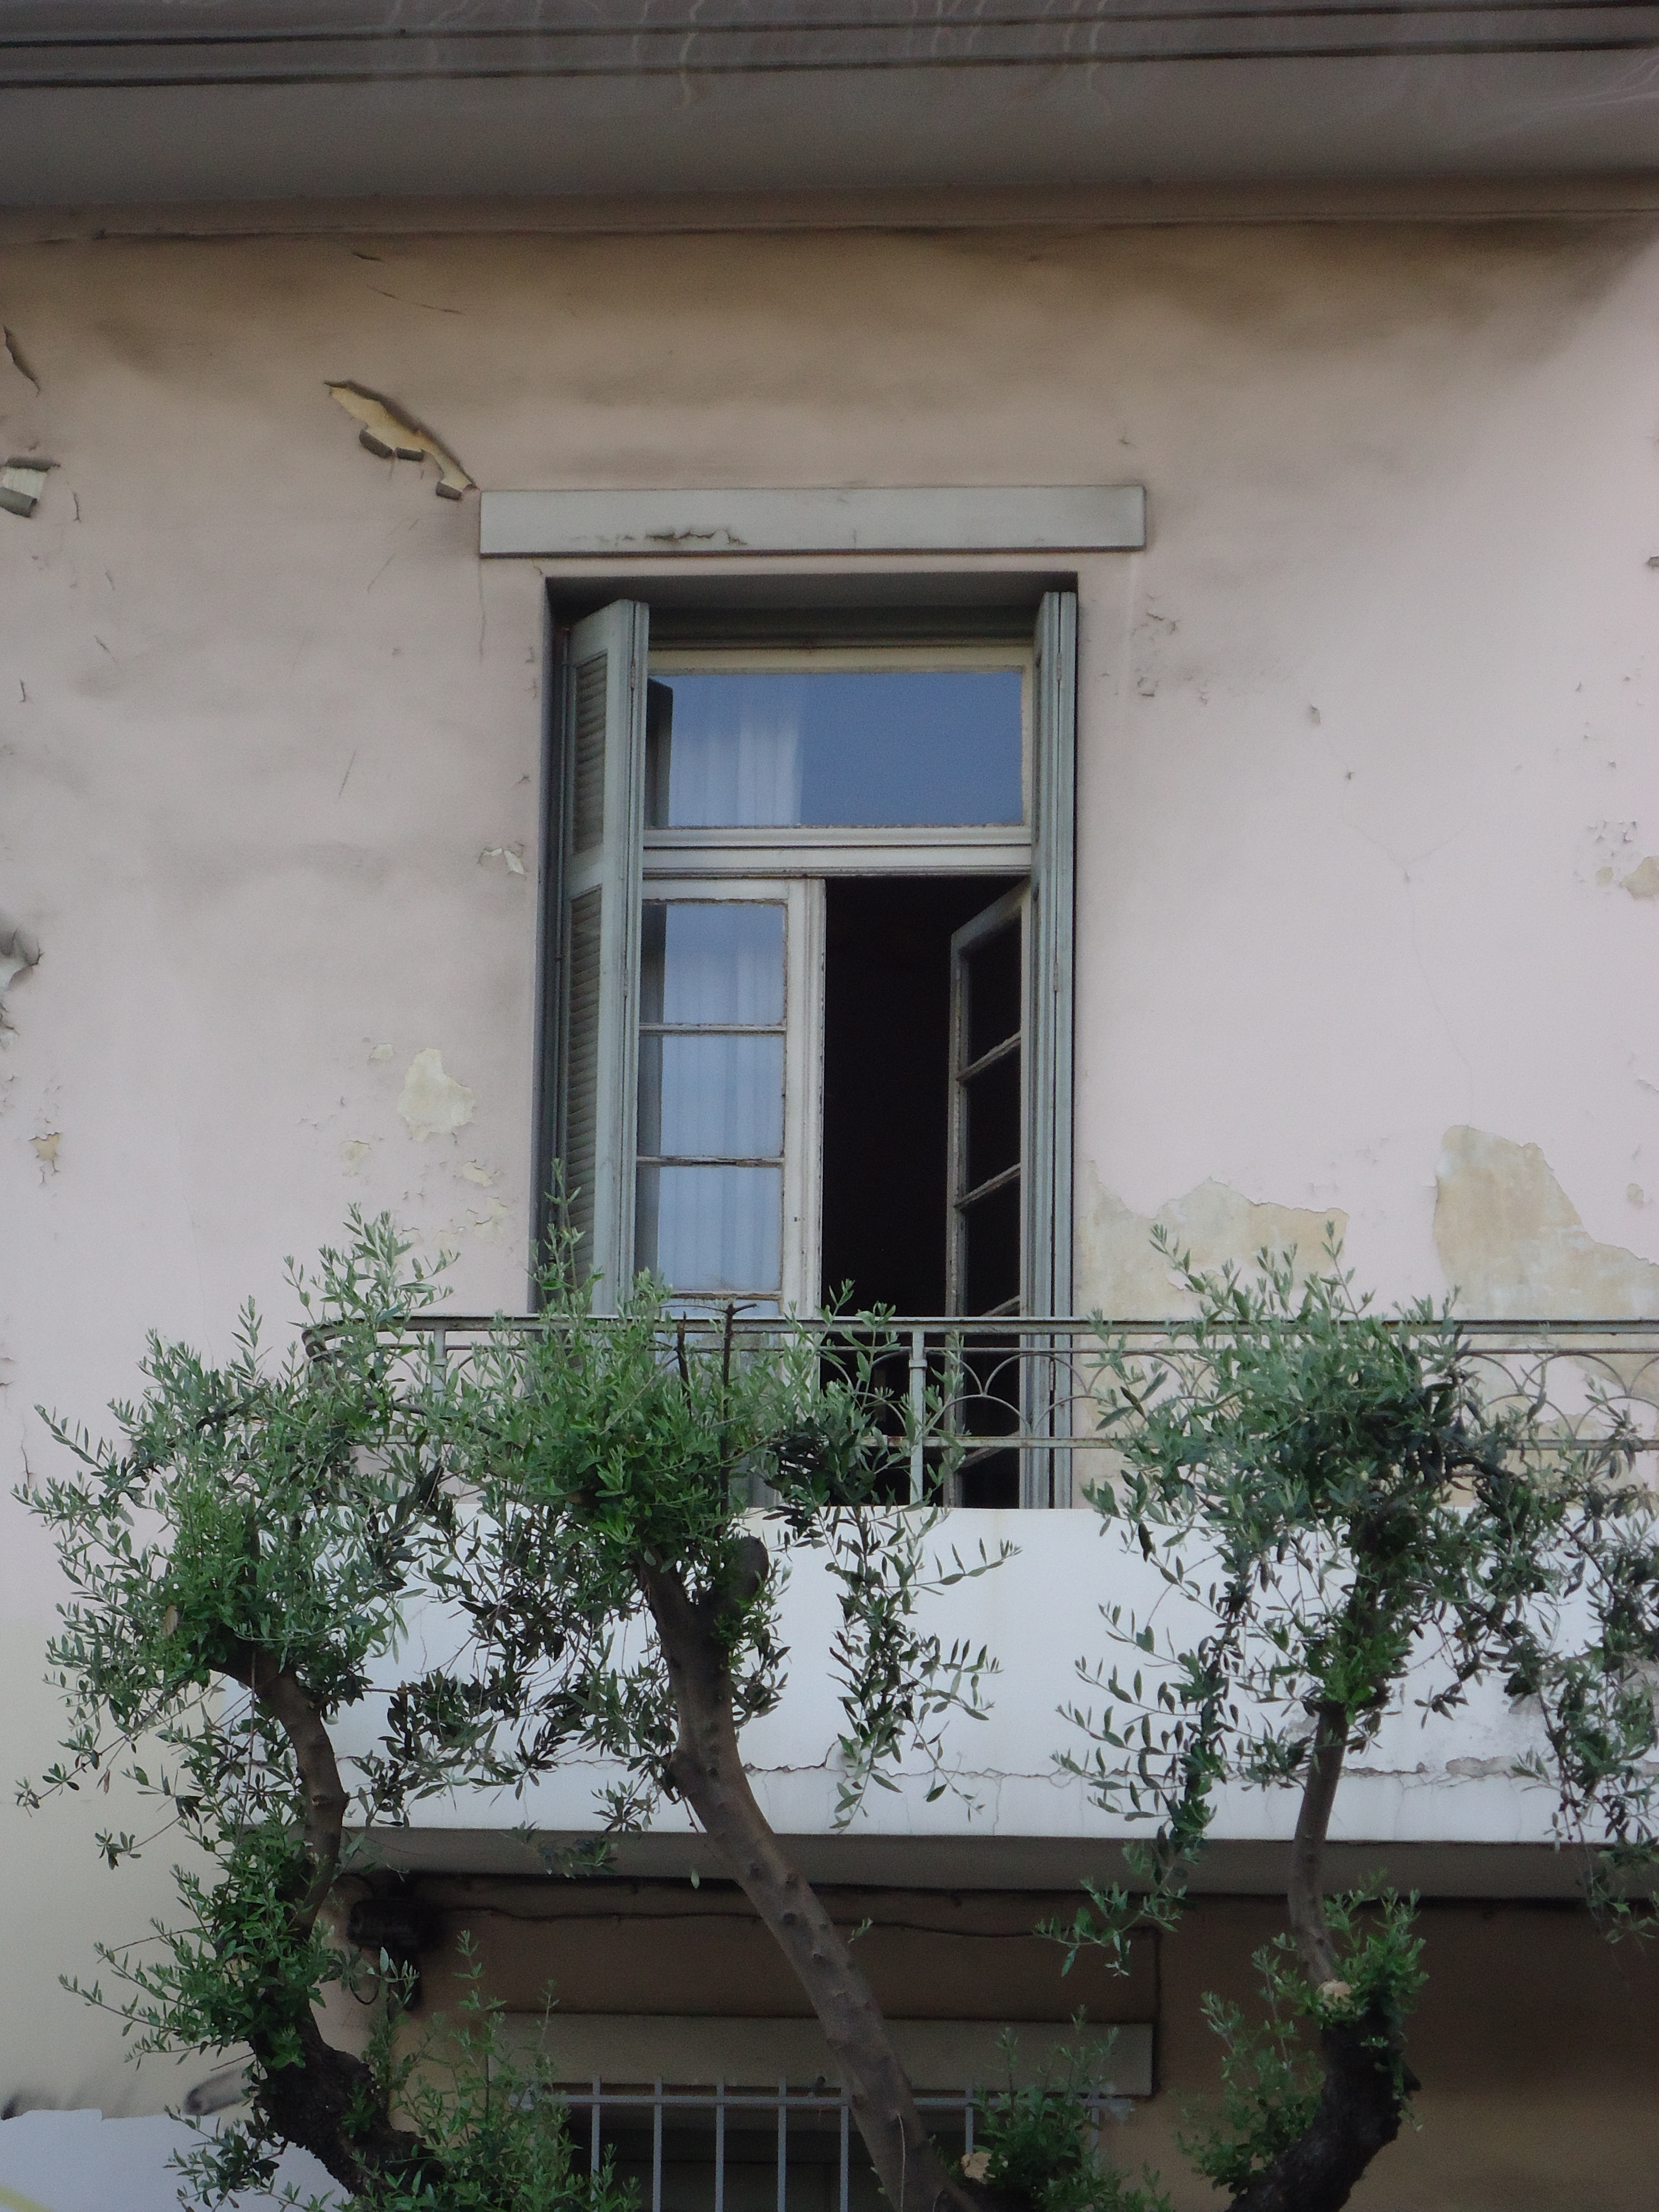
[391,1314,1659,1512]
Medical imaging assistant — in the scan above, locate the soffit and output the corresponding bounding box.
[2,1,1658,205]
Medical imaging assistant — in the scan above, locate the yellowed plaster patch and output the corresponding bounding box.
[468,1198,510,1243]
[1621,855,1659,899]
[29,1131,58,1173]
[1075,1163,1348,1317]
[397,1049,475,1141]
[1434,1127,1659,1317]
[458,1160,495,1186]
[339,1138,372,1177]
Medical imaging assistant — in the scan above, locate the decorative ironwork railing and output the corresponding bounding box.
[390,1314,1659,1512]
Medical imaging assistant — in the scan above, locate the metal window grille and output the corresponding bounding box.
[556,2078,1115,2212]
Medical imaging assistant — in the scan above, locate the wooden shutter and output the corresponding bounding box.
[535,599,649,1308]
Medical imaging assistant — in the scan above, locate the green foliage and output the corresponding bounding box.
[1041,1232,1659,2203]
[20,1214,1011,2205]
[413,1261,1010,1836]
[342,1943,635,2212]
[1179,1892,1424,2194]
[1054,1232,1659,1965]
[968,2035,1171,2212]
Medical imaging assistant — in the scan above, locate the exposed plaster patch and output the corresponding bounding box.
[480,845,526,876]
[1621,855,1659,899]
[367,1040,393,1062]
[397,1049,475,1141]
[1074,1163,1348,1318]
[30,1132,58,1175]
[325,382,473,500]
[458,1160,495,1186]
[1434,1126,1659,1317]
[0,456,55,519]
[339,1139,372,1177]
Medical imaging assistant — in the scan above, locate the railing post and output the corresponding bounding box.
[589,2078,601,2177]
[777,2076,789,2212]
[715,2077,727,2212]
[909,1327,927,1503]
[838,2087,850,2212]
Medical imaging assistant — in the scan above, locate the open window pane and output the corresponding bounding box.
[639,1034,785,1160]
[647,670,1024,827]
[638,1164,783,1293]
[642,901,785,1025]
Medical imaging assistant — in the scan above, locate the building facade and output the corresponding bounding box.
[3,7,1659,2205]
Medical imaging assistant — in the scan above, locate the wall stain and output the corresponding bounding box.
[1435,1126,1659,1319]
[1075,1163,1347,1317]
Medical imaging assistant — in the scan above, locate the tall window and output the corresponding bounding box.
[537,597,1076,1342]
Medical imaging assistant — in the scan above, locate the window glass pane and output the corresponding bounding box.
[967,918,1022,1064]
[962,1174,1022,1317]
[647,670,1024,828]
[639,1033,785,1160]
[636,1163,783,1293]
[963,1048,1021,1193]
[641,902,785,1026]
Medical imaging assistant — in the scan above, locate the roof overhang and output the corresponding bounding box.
[2,2,1658,207]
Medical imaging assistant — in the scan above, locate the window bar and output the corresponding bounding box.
[652,2079,664,2212]
[715,2077,727,2212]
[964,2083,974,2157]
[589,2079,601,2177]
[838,2087,850,2212]
[908,1327,927,1502]
[777,2077,789,2212]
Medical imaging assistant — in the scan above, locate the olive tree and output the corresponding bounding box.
[21,1216,1006,2212]
[1051,1236,1659,2212]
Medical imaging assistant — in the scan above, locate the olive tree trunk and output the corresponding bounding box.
[1228,1702,1415,2212]
[642,1557,980,2212]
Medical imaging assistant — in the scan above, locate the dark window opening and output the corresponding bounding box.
[821,876,1025,1509]
[820,877,1020,1318]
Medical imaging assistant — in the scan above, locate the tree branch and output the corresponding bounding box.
[1287,1700,1346,1989]
[1227,1700,1414,2212]
[641,1559,980,2212]
[219,1645,429,2196]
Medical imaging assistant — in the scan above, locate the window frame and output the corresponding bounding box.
[635,875,824,1314]
[536,590,1077,1348]
[643,641,1034,880]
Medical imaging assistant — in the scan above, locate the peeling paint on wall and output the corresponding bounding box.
[467,1198,509,1243]
[1074,1163,1348,1317]
[325,382,473,500]
[1434,1126,1659,1317]
[1,324,40,395]
[1621,855,1659,899]
[396,1049,475,1140]
[0,456,54,519]
[339,1139,372,1176]
[0,917,41,1032]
